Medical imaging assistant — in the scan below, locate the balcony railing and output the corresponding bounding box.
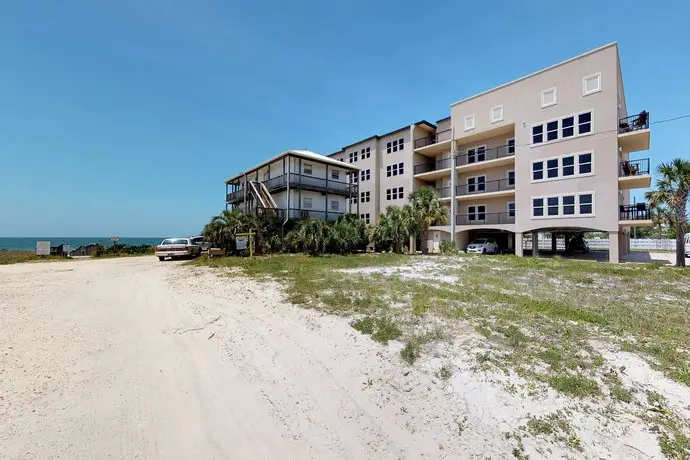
[618,111,649,134]
[455,212,515,226]
[436,186,452,198]
[455,144,514,167]
[288,209,344,222]
[413,128,452,149]
[227,173,358,203]
[456,178,515,196]
[413,157,453,175]
[620,204,651,221]
[619,158,650,177]
[256,207,285,219]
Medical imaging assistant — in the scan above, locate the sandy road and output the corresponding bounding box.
[0,257,474,459]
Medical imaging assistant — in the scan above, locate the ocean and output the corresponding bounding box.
[0,237,165,251]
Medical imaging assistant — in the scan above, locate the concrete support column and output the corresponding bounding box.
[551,233,558,254]
[409,235,416,254]
[515,233,524,257]
[609,232,620,263]
[532,231,539,257]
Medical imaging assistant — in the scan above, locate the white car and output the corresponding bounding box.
[155,237,202,261]
[466,238,499,254]
[685,234,690,258]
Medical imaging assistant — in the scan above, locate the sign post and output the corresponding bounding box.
[235,231,254,257]
[36,241,51,256]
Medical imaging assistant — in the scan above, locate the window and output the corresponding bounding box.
[547,197,559,216]
[303,197,312,209]
[561,116,574,138]
[468,205,486,221]
[547,159,558,178]
[533,161,544,180]
[386,165,391,177]
[348,152,354,163]
[303,163,313,175]
[467,146,486,164]
[399,138,404,151]
[541,88,557,108]
[386,186,404,200]
[562,156,575,176]
[579,194,593,214]
[546,120,558,141]
[467,176,486,193]
[578,112,592,134]
[386,162,404,177]
[532,125,544,144]
[578,153,592,174]
[563,195,575,215]
[583,73,601,96]
[464,114,475,131]
[398,162,404,175]
[507,138,515,154]
[360,213,370,224]
[331,200,339,211]
[340,158,344,162]
[386,188,391,200]
[491,105,504,123]
[351,196,358,204]
[533,198,544,217]
[331,170,340,180]
[360,169,371,181]
[507,202,515,218]
[386,138,405,154]
[361,147,370,160]
[507,170,515,186]
[360,191,370,203]
[397,186,404,199]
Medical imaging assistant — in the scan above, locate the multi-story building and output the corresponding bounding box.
[224,43,651,262]
[225,150,359,222]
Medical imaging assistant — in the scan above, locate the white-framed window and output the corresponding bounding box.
[348,152,354,163]
[467,175,486,193]
[531,193,595,219]
[541,87,557,108]
[360,169,371,181]
[507,201,515,217]
[361,147,371,160]
[531,151,595,183]
[490,105,504,123]
[331,170,340,180]
[531,110,593,145]
[360,213,370,224]
[351,196,358,204]
[506,138,515,154]
[468,205,486,221]
[467,145,486,164]
[582,72,601,96]
[303,197,312,209]
[360,191,370,203]
[464,114,475,131]
[386,187,404,200]
[386,138,405,154]
[398,162,404,175]
[303,163,313,175]
[331,200,339,211]
[507,170,515,186]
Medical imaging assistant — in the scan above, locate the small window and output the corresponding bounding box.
[562,156,575,176]
[398,186,404,199]
[563,195,575,215]
[398,138,405,151]
[507,138,515,154]
[578,112,592,134]
[562,116,574,138]
[303,197,312,209]
[348,153,354,164]
[541,88,557,107]
[386,165,392,177]
[331,200,339,211]
[386,188,391,200]
[491,105,503,123]
[507,202,515,217]
[579,194,593,214]
[583,73,601,96]
[547,197,559,216]
[386,142,392,154]
[579,153,592,174]
[398,162,404,175]
[331,170,340,180]
[547,159,559,178]
[365,147,371,158]
[464,114,475,131]
[392,139,398,152]
[303,163,313,175]
[507,170,515,186]
[532,125,544,144]
[533,198,544,217]
[361,213,370,224]
[532,161,544,181]
[360,191,365,202]
[546,120,558,141]
[468,205,486,221]
[365,191,370,202]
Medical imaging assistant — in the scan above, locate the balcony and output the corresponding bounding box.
[456,212,515,226]
[619,204,653,227]
[455,144,515,172]
[455,178,515,200]
[619,158,651,189]
[618,111,650,153]
[413,129,453,156]
[287,209,344,222]
[226,173,358,204]
[413,157,454,180]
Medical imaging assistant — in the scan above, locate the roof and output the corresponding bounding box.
[333,119,437,154]
[450,42,618,107]
[225,150,359,183]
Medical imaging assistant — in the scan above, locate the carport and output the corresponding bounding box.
[517,226,621,262]
[466,229,515,254]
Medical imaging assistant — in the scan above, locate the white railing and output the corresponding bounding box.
[524,238,677,251]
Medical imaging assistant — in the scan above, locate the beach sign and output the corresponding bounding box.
[36,241,51,256]
[236,236,248,250]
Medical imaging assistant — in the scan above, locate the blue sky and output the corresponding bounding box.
[1,1,689,237]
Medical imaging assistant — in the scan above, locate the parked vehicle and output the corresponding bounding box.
[685,233,690,258]
[466,238,499,254]
[566,233,590,254]
[189,236,212,252]
[155,238,202,261]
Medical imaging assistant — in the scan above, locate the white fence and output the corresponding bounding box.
[524,238,677,251]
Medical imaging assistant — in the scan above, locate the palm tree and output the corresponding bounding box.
[373,206,411,253]
[645,158,690,267]
[331,214,368,254]
[407,186,449,254]
[202,209,246,250]
[288,218,332,256]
